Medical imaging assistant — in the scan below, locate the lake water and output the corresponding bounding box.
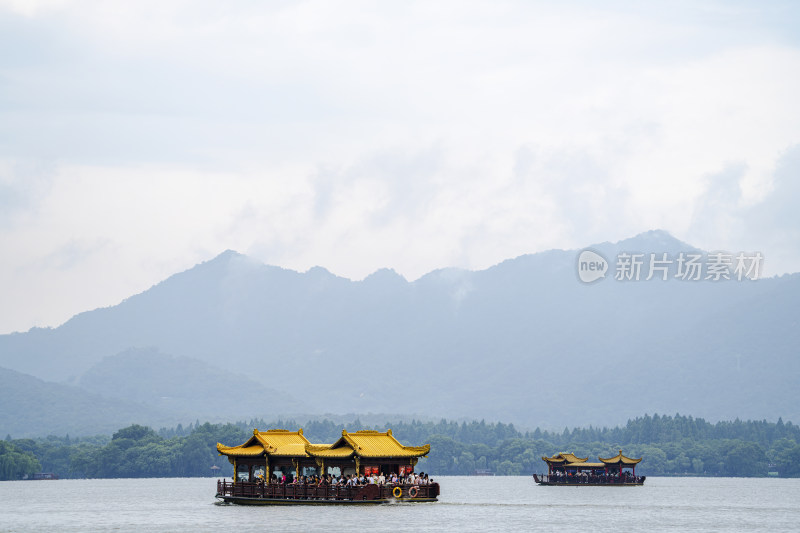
[1,476,798,532]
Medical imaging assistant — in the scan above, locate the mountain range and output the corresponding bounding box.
[1,230,797,437]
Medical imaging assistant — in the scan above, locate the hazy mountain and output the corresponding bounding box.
[76,347,308,419]
[1,230,797,436]
[0,366,173,438]
[0,348,308,438]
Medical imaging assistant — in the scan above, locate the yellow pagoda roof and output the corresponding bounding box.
[566,462,605,468]
[217,428,430,460]
[254,429,312,456]
[599,450,642,465]
[217,428,311,458]
[542,452,589,464]
[308,430,430,459]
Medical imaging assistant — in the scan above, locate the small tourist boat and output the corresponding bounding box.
[30,472,59,480]
[533,450,645,486]
[215,428,440,504]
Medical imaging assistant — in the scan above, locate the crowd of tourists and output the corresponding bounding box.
[262,471,433,486]
[548,470,642,483]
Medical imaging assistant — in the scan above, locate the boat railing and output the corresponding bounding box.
[216,479,439,501]
[534,474,645,484]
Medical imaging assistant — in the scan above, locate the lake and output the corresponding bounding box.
[1,476,798,532]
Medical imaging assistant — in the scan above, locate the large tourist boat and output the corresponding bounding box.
[215,428,440,504]
[533,450,646,486]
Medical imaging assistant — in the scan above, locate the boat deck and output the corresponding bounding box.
[216,480,439,504]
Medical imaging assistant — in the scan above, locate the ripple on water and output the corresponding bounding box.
[1,477,799,533]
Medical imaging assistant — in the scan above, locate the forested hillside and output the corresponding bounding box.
[4,414,799,480]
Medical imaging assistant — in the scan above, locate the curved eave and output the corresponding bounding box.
[216,443,266,457]
[543,453,588,464]
[337,430,430,459]
[355,453,429,459]
[355,443,431,459]
[599,451,642,465]
[306,446,355,459]
[401,444,431,457]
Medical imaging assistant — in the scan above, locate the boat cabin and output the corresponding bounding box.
[215,428,439,504]
[217,428,429,482]
[534,450,645,485]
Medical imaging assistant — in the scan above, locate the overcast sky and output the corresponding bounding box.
[1,0,799,333]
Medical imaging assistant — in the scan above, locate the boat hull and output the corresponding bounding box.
[533,474,646,486]
[216,495,437,505]
[533,482,644,486]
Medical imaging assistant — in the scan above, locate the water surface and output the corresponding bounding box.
[1,476,797,532]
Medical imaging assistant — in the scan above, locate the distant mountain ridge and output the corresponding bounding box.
[0,347,309,438]
[77,347,308,417]
[0,366,172,437]
[1,230,797,437]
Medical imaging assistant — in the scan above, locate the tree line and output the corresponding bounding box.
[2,413,800,480]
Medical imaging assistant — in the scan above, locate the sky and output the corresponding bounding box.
[1,0,799,334]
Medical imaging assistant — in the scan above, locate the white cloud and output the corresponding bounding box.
[1,1,799,332]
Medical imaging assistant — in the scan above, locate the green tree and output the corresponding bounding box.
[0,441,41,480]
[112,424,160,444]
[496,460,522,475]
[775,443,800,477]
[724,442,767,476]
[458,451,476,475]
